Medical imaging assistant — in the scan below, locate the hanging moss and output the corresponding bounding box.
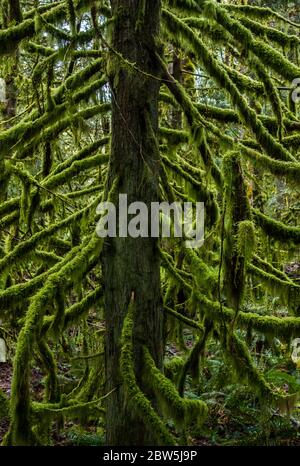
[185,249,218,298]
[211,2,300,81]
[160,126,189,146]
[0,197,19,218]
[42,286,103,334]
[50,137,109,177]
[143,346,207,428]
[165,305,203,333]
[2,0,300,446]
[197,293,300,341]
[0,77,107,159]
[253,255,297,284]
[238,16,300,49]
[164,357,185,383]
[19,180,30,230]
[162,256,300,341]
[0,389,9,419]
[162,92,300,139]
[120,300,176,445]
[17,103,110,161]
[237,220,256,265]
[0,142,108,232]
[0,266,56,312]
[44,153,109,190]
[160,95,223,194]
[223,3,300,29]
[31,397,105,419]
[161,251,193,293]
[225,332,286,404]
[7,229,105,444]
[0,195,101,276]
[177,321,213,397]
[242,146,300,184]
[0,0,94,55]
[38,339,60,404]
[253,209,300,243]
[222,64,264,96]
[162,9,295,164]
[51,288,65,336]
[247,263,300,311]
[162,153,218,219]
[251,55,284,141]
[165,0,201,15]
[183,16,233,47]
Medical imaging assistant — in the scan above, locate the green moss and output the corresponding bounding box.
[17,103,109,160]
[0,77,108,159]
[0,195,101,276]
[238,16,300,49]
[42,286,103,334]
[44,153,109,190]
[225,332,285,404]
[223,3,300,29]
[212,2,300,81]
[38,339,60,404]
[197,293,300,341]
[7,231,104,444]
[161,251,193,293]
[247,263,300,310]
[0,389,9,419]
[165,305,203,333]
[32,398,105,419]
[0,0,94,55]
[237,220,256,264]
[143,346,207,428]
[178,321,213,397]
[222,152,252,311]
[185,248,218,296]
[164,357,185,382]
[120,301,176,445]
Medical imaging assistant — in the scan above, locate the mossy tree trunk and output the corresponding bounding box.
[0,0,20,203]
[102,0,163,445]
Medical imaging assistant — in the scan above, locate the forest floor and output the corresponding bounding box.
[1,357,300,446]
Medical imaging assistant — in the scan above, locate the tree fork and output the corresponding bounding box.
[102,0,163,445]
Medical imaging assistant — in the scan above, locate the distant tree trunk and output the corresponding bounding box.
[102,0,163,445]
[0,0,20,203]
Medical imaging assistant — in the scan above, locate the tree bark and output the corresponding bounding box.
[102,0,163,445]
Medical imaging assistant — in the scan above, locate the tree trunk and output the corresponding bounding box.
[102,0,163,445]
[0,0,20,203]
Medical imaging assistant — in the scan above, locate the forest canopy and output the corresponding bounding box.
[0,0,300,448]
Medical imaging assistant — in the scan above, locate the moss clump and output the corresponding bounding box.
[143,347,207,428]
[237,220,256,264]
[0,389,9,418]
[164,357,185,382]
